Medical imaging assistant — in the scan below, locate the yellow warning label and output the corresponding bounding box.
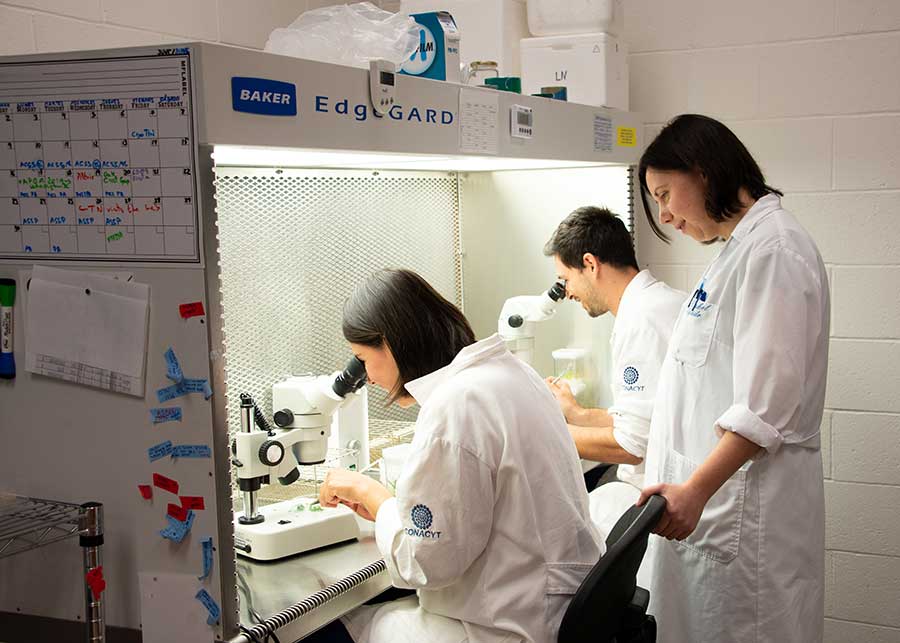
[617,127,637,147]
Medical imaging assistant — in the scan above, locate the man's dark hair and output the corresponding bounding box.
[543,206,639,271]
[638,113,782,242]
[342,268,475,403]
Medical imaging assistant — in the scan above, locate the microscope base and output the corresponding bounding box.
[234,497,361,561]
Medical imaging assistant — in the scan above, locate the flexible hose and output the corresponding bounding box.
[244,559,387,640]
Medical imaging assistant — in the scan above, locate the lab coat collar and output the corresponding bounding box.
[404,334,507,406]
[729,193,782,241]
[612,269,658,336]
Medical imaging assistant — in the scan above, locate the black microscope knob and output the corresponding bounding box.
[273,409,294,428]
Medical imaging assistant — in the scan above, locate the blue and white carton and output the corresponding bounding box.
[399,11,460,83]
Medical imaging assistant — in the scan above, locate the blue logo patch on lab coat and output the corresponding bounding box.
[623,366,639,385]
[687,280,712,318]
[231,77,297,116]
[406,504,442,539]
[411,504,433,529]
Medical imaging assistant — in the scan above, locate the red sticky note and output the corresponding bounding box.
[86,566,106,600]
[138,484,152,500]
[179,302,205,319]
[180,496,205,511]
[152,473,179,495]
[167,503,189,522]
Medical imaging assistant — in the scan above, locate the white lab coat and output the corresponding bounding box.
[643,194,828,642]
[343,334,602,643]
[587,271,685,541]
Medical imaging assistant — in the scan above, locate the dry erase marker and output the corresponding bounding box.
[0,278,15,379]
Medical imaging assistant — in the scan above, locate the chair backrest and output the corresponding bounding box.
[557,495,667,643]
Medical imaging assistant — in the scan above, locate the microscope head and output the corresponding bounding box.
[271,357,368,465]
[498,280,566,337]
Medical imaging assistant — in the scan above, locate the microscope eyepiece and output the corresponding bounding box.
[332,356,368,397]
[547,280,566,302]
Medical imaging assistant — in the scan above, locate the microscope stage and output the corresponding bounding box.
[234,497,361,561]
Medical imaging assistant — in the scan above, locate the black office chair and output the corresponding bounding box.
[558,495,667,643]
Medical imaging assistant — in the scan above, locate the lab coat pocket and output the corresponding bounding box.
[664,450,746,564]
[544,562,594,637]
[670,303,719,368]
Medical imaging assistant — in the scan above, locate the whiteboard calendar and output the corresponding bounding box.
[0,50,199,261]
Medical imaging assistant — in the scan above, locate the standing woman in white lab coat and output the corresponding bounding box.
[315,268,602,643]
[635,114,829,642]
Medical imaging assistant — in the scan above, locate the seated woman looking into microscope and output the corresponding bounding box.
[315,268,602,643]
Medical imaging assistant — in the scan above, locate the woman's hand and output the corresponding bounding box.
[319,469,392,522]
[637,481,707,541]
[638,432,761,541]
[546,378,582,422]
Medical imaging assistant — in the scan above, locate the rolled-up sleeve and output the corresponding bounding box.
[610,406,651,459]
[715,245,824,454]
[373,435,494,590]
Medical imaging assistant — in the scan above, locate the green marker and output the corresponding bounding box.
[0,278,15,379]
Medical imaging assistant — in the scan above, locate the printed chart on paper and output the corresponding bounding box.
[0,51,199,261]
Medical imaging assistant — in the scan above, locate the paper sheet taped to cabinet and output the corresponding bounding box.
[25,265,149,396]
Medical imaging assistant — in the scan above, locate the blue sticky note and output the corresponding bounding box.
[148,440,173,462]
[164,347,184,383]
[171,444,211,459]
[199,537,213,580]
[150,407,182,424]
[159,509,195,543]
[195,588,221,625]
[181,378,213,400]
[157,383,189,403]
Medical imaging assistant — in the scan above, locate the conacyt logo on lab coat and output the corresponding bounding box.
[407,504,441,539]
[623,366,644,392]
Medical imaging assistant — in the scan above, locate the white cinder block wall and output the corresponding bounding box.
[2,0,897,639]
[626,1,900,640]
[0,0,402,56]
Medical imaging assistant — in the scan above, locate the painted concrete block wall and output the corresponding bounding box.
[0,0,402,55]
[628,1,900,639]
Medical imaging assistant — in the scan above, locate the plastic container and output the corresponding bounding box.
[380,443,413,493]
[520,31,628,110]
[526,0,623,37]
[552,347,588,398]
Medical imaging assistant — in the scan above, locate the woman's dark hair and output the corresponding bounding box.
[638,114,783,242]
[543,206,639,271]
[342,268,475,403]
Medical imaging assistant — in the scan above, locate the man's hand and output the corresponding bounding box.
[546,377,582,422]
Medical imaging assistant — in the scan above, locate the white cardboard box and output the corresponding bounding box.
[526,0,624,37]
[520,31,629,110]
